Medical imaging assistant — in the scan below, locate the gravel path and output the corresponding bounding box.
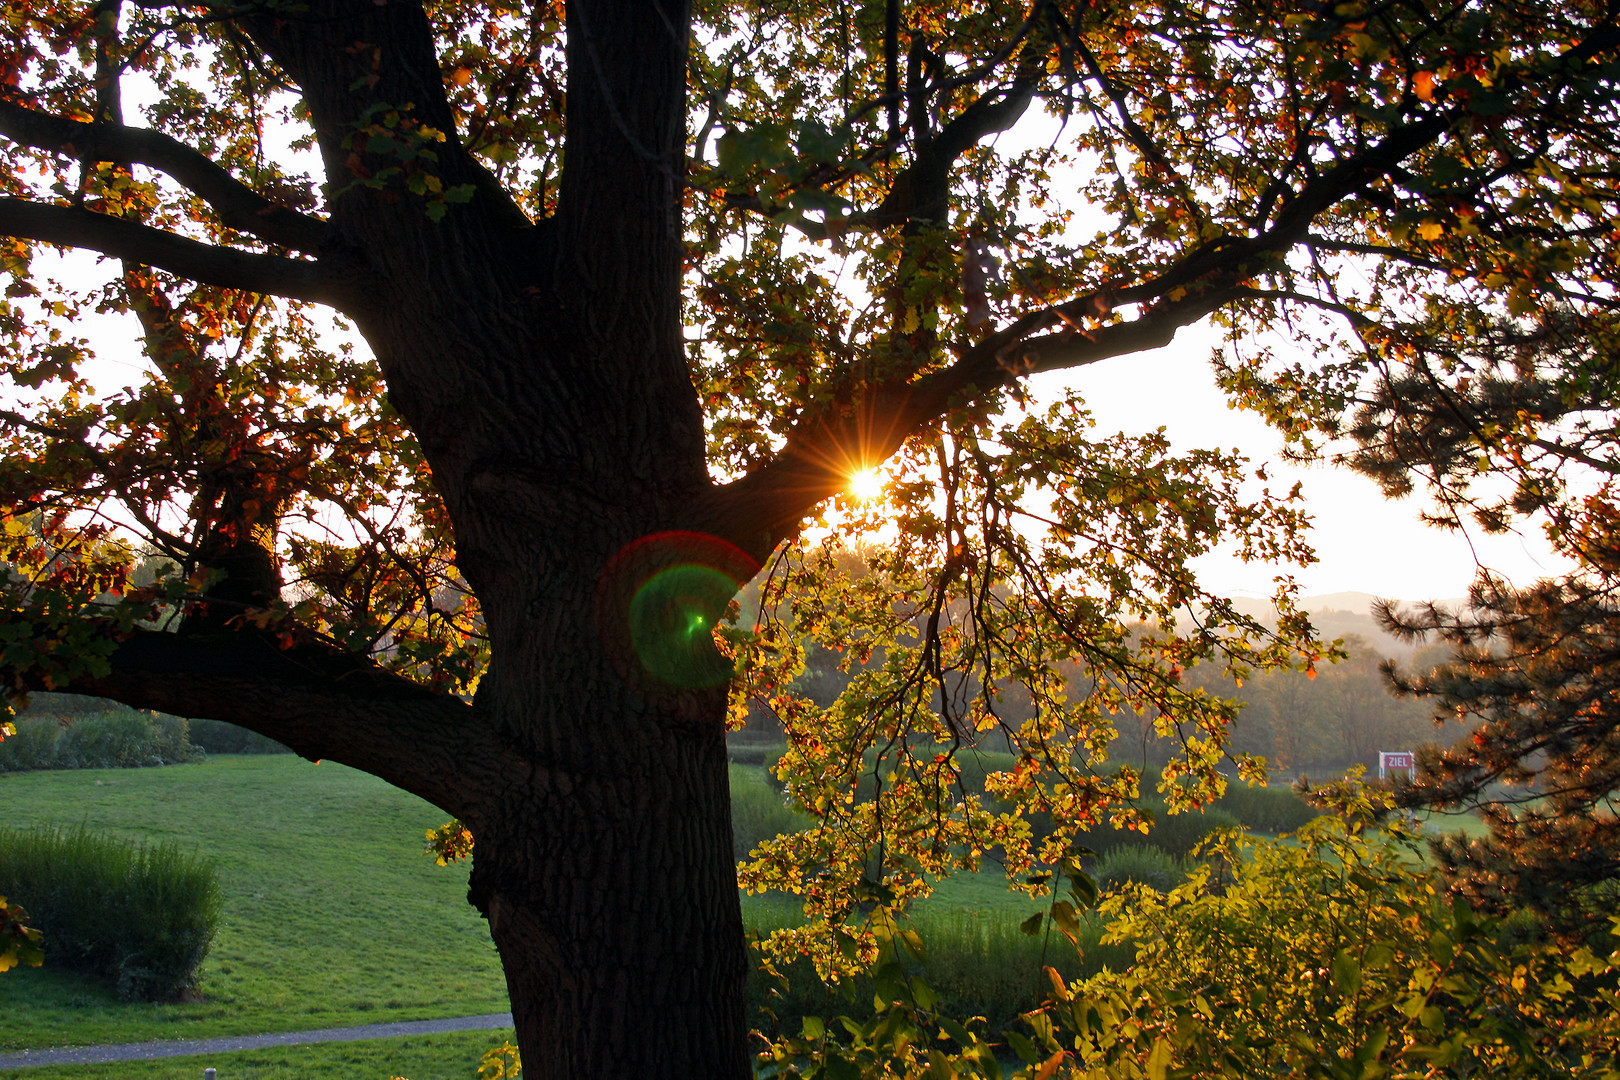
[0,1013,515,1070]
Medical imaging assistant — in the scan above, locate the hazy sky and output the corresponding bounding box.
[1052,323,1572,604]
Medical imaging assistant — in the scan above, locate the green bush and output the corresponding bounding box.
[186,718,291,755]
[0,710,202,772]
[0,823,221,1000]
[1092,845,1187,893]
[1213,782,1317,833]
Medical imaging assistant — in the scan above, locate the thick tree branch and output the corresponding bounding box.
[704,108,1467,559]
[38,627,506,819]
[0,100,327,252]
[702,284,1242,559]
[719,38,1040,238]
[0,198,357,307]
[868,59,1040,227]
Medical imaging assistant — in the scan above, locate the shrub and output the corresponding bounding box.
[186,718,291,755]
[60,711,198,769]
[0,716,64,771]
[1092,845,1186,893]
[0,710,202,772]
[759,806,1620,1078]
[725,741,786,768]
[1213,782,1318,834]
[0,824,221,1000]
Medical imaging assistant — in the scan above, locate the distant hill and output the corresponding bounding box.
[1230,591,1471,659]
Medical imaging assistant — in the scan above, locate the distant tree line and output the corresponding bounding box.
[735,595,1456,779]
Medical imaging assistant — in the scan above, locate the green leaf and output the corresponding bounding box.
[1331,948,1362,995]
[1004,1031,1039,1065]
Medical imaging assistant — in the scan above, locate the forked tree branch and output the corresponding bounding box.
[702,282,1241,559]
[0,100,328,252]
[0,198,357,307]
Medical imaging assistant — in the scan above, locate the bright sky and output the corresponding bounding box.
[1044,322,1574,604]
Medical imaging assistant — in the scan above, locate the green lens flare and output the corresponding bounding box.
[627,564,736,687]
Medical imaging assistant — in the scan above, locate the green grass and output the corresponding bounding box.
[0,756,507,1053]
[0,1029,516,1080]
[1,754,1146,1070]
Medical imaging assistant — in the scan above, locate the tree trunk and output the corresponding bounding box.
[334,237,751,1073]
[463,556,752,1079]
[468,692,749,1078]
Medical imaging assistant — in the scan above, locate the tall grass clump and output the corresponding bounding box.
[731,765,811,860]
[1213,782,1318,833]
[908,905,1129,1027]
[742,902,1133,1034]
[726,741,786,768]
[0,824,221,1000]
[1093,845,1187,893]
[1138,806,1240,859]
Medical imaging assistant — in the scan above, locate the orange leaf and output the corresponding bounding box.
[1413,70,1436,102]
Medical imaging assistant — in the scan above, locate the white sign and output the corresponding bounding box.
[1379,751,1415,779]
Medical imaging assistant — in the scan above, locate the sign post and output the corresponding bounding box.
[1378,750,1415,780]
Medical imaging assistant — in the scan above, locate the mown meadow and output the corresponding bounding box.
[1,747,1322,1078]
[0,755,510,1078]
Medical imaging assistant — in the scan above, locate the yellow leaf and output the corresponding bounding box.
[1034,1050,1066,1080]
[1147,1037,1174,1080]
[1417,221,1444,241]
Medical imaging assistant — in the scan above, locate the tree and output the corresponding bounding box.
[0,0,1615,1074]
[1289,251,1620,920]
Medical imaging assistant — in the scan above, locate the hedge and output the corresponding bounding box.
[0,710,201,772]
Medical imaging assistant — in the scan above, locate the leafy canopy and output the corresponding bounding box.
[0,0,1615,947]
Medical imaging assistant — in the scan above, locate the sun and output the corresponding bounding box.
[848,467,884,501]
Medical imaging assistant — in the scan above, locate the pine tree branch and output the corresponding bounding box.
[0,198,357,306]
[0,99,327,252]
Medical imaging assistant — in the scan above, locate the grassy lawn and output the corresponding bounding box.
[2,754,1100,1073]
[0,753,1222,1074]
[0,756,508,1053]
